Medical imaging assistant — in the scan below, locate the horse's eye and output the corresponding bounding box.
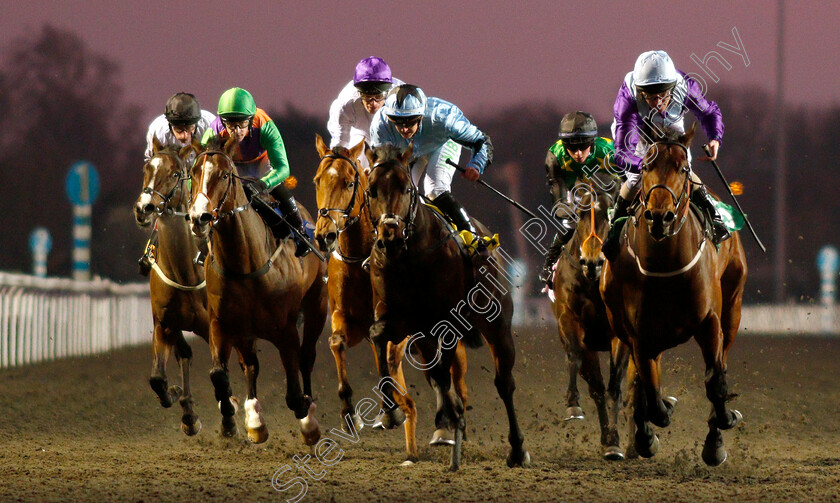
[170,172,179,179]
[347,182,355,190]
[404,187,411,194]
[222,173,229,180]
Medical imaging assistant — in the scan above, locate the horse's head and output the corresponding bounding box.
[187,135,243,239]
[640,123,695,241]
[134,136,196,227]
[570,180,614,282]
[366,144,415,256]
[313,135,368,253]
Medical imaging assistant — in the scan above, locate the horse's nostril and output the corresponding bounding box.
[643,210,654,222]
[579,258,586,266]
[143,204,155,214]
[663,211,676,223]
[375,239,385,250]
[597,258,605,267]
[325,232,337,244]
[198,212,212,224]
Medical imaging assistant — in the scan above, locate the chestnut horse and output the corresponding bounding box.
[366,145,529,471]
[134,138,210,435]
[550,175,630,460]
[600,125,747,466]
[312,135,468,463]
[187,136,328,445]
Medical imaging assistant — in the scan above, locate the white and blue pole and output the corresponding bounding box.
[817,245,839,333]
[28,227,53,278]
[65,161,100,282]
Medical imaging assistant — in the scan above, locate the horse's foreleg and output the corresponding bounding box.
[630,360,659,458]
[238,342,267,444]
[369,318,405,429]
[388,339,418,464]
[696,314,742,466]
[173,334,201,436]
[579,349,618,459]
[149,325,181,408]
[329,324,361,433]
[633,351,673,428]
[558,319,584,421]
[604,339,630,460]
[277,324,320,446]
[300,282,328,398]
[208,325,237,438]
[484,324,530,468]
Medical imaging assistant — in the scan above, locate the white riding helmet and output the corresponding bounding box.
[383,85,426,118]
[633,50,678,93]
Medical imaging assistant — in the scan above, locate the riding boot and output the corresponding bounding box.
[690,185,731,244]
[433,191,488,258]
[138,227,158,276]
[272,185,311,257]
[539,230,573,289]
[601,195,632,261]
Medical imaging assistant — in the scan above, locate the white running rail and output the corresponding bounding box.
[0,272,151,368]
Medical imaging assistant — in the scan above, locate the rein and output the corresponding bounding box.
[143,150,190,217]
[193,149,250,224]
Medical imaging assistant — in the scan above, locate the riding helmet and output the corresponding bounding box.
[353,56,393,95]
[383,85,426,118]
[558,111,598,143]
[633,50,678,94]
[164,92,202,126]
[217,87,257,122]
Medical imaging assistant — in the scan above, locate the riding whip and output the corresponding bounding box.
[445,159,537,219]
[701,144,767,253]
[250,195,327,261]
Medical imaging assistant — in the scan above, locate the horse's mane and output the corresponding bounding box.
[204,135,228,151]
[371,144,406,165]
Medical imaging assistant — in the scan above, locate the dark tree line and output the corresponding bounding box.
[1,25,837,303]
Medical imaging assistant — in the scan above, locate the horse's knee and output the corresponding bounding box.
[494,373,516,397]
[210,368,231,403]
[705,368,729,403]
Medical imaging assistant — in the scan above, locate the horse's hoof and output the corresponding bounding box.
[507,450,531,468]
[300,428,321,446]
[220,416,237,438]
[380,408,406,430]
[603,445,625,461]
[342,413,365,434]
[635,430,659,458]
[400,457,418,467]
[663,396,678,411]
[719,409,743,431]
[247,425,269,444]
[429,428,456,446]
[564,406,585,421]
[181,417,201,436]
[702,429,727,466]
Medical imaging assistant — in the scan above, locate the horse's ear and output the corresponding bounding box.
[152,135,164,154]
[179,137,201,162]
[348,139,365,163]
[680,122,697,148]
[315,134,329,157]
[401,142,414,165]
[223,136,238,157]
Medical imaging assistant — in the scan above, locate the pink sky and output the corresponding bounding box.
[1,0,837,127]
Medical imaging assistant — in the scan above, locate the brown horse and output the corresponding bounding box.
[366,145,529,471]
[600,124,747,466]
[312,135,468,463]
[187,136,328,445]
[133,137,210,435]
[550,176,630,460]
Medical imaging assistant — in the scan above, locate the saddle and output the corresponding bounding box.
[423,202,500,258]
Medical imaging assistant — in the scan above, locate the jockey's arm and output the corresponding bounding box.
[612,84,645,175]
[544,149,570,209]
[443,106,493,173]
[257,120,291,189]
[327,83,355,149]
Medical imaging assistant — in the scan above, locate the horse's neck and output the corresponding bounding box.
[155,214,203,280]
[630,212,705,268]
[211,207,274,270]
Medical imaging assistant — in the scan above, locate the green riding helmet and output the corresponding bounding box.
[558,111,597,145]
[217,87,257,122]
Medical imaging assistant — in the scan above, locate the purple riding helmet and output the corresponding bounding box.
[353,56,393,95]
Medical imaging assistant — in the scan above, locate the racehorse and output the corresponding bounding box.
[600,124,747,466]
[133,137,210,436]
[549,175,630,460]
[365,144,530,471]
[187,136,328,445]
[312,135,468,463]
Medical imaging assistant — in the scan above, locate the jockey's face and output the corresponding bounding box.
[641,90,672,114]
[171,124,196,143]
[563,141,593,163]
[360,92,386,114]
[389,116,422,140]
[223,119,250,143]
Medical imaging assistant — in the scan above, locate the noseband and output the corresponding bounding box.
[316,152,367,230]
[367,160,419,242]
[193,149,250,224]
[639,141,693,238]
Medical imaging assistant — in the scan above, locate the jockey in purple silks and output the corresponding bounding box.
[601,50,731,261]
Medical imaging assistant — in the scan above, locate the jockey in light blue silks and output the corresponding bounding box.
[601,50,731,261]
[369,84,493,253]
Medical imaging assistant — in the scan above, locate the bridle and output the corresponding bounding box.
[142,150,190,217]
[639,140,694,239]
[192,149,250,224]
[367,159,419,244]
[316,152,368,231]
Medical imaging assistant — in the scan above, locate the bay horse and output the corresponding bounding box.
[133,137,210,436]
[549,174,630,460]
[366,145,529,471]
[600,124,747,466]
[187,136,328,445]
[312,135,468,464]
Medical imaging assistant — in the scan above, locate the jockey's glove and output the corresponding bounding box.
[243,179,268,201]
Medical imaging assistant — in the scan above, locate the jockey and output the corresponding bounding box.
[144,92,215,165]
[539,111,619,288]
[201,87,311,257]
[601,50,730,261]
[327,56,403,168]
[369,84,493,254]
[139,93,215,275]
